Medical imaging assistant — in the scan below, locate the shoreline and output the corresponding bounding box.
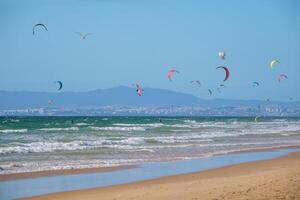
[0,148,299,199]
[0,165,134,182]
[26,151,300,200]
[1,144,300,181]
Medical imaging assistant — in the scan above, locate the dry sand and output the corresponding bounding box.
[25,151,300,200]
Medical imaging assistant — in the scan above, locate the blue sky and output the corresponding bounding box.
[0,0,299,101]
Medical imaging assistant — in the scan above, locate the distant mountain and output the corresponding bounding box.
[0,86,298,109]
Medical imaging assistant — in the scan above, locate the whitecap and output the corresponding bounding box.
[90,126,146,131]
[75,123,90,126]
[0,129,28,133]
[38,127,79,131]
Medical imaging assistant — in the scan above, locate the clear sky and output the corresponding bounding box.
[0,0,299,101]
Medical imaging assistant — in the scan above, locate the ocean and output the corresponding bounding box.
[1,116,300,174]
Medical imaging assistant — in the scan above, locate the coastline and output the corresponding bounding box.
[0,147,299,199]
[26,151,300,200]
[0,165,134,182]
[1,145,299,181]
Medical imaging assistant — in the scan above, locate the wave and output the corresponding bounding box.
[0,140,103,155]
[0,138,148,155]
[1,119,20,123]
[113,123,163,128]
[10,119,20,123]
[38,127,79,131]
[0,158,150,174]
[116,137,145,145]
[90,126,146,131]
[75,123,90,126]
[149,136,212,144]
[0,129,28,133]
[163,121,300,134]
[171,129,192,132]
[2,143,300,175]
[1,138,298,156]
[183,120,197,123]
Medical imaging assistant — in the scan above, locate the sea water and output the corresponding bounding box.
[1,116,300,174]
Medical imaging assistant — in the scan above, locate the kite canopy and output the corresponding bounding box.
[191,80,201,87]
[134,83,144,96]
[277,73,288,82]
[252,82,259,87]
[217,84,226,93]
[33,23,48,35]
[208,89,212,96]
[55,81,63,90]
[136,88,143,96]
[218,51,226,60]
[270,59,280,69]
[216,66,230,81]
[168,69,179,81]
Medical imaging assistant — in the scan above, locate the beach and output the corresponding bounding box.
[1,0,299,199]
[1,117,300,199]
[26,151,300,200]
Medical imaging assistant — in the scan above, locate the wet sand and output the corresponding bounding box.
[25,152,300,200]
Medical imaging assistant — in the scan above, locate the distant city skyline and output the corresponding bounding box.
[0,0,299,101]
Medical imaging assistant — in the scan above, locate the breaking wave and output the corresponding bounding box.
[0,129,28,133]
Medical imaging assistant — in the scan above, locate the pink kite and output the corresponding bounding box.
[277,74,288,82]
[134,83,144,96]
[136,88,143,96]
[168,69,179,81]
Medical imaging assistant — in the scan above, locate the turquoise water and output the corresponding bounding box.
[1,116,300,174]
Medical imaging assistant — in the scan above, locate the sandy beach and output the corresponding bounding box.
[25,151,300,200]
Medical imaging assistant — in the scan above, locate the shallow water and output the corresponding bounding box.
[1,116,300,174]
[0,148,299,200]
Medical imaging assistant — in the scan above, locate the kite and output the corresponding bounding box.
[191,80,201,87]
[277,74,288,82]
[134,83,144,96]
[55,81,63,90]
[217,84,225,93]
[208,89,212,96]
[216,66,230,81]
[33,23,48,35]
[270,59,280,69]
[252,82,259,87]
[218,51,226,60]
[168,69,179,81]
